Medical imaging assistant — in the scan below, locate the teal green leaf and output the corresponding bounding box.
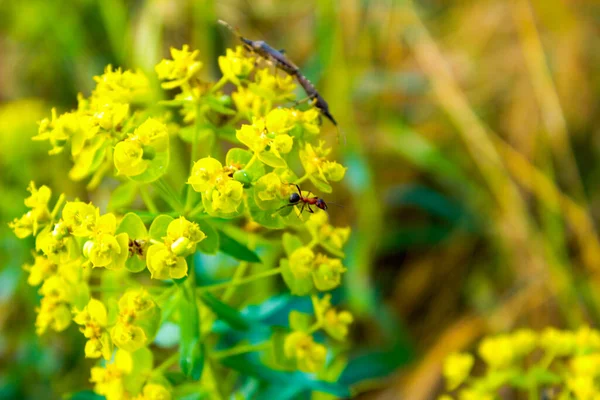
[289,310,313,332]
[178,285,204,380]
[199,292,249,331]
[218,230,261,262]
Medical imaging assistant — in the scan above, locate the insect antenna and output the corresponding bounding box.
[217,19,242,38]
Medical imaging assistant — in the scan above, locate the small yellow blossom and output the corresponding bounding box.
[284,331,327,373]
[218,46,254,86]
[155,45,203,89]
[323,308,353,341]
[443,352,474,391]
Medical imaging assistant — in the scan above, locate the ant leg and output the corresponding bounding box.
[300,202,306,214]
[307,205,314,213]
[294,184,302,197]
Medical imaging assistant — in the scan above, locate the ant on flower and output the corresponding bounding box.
[279,184,328,214]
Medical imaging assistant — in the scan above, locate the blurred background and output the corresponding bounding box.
[2,0,600,398]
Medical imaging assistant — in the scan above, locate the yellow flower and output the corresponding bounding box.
[35,109,92,155]
[306,212,351,251]
[114,140,146,176]
[571,354,600,377]
[236,118,294,165]
[35,296,72,335]
[155,45,203,89]
[90,100,129,131]
[289,247,315,280]
[284,331,327,373]
[567,375,598,400]
[74,298,112,360]
[265,108,294,134]
[443,352,474,391]
[312,254,346,291]
[166,217,206,257]
[188,157,224,192]
[114,118,169,177]
[210,179,244,214]
[232,86,270,118]
[540,327,576,356]
[478,334,514,369]
[111,322,148,352]
[35,225,77,263]
[135,383,172,400]
[90,349,133,400]
[249,69,296,103]
[9,182,52,238]
[93,65,150,104]
[218,46,254,86]
[323,308,353,341]
[83,213,129,269]
[300,142,346,183]
[24,255,57,286]
[111,289,160,352]
[146,243,188,279]
[290,108,321,135]
[62,201,98,237]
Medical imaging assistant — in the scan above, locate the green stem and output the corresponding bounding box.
[140,186,159,213]
[210,76,228,94]
[245,153,258,170]
[221,262,249,303]
[153,179,183,212]
[156,351,180,373]
[50,194,66,220]
[294,173,310,185]
[187,201,206,218]
[197,267,282,294]
[185,102,203,212]
[211,342,271,360]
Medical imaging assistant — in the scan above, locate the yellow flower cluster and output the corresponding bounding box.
[440,327,600,400]
[35,66,150,185]
[13,42,352,399]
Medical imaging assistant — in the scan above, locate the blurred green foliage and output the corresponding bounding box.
[4,0,600,399]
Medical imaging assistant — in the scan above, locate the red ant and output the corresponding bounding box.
[279,184,328,214]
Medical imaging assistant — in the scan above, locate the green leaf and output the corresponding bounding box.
[203,94,237,115]
[282,233,303,256]
[289,310,313,332]
[178,124,215,144]
[149,215,174,241]
[226,148,265,182]
[178,285,204,380]
[130,148,169,183]
[257,151,287,168]
[308,175,332,194]
[195,220,219,254]
[280,259,313,296]
[246,188,286,229]
[117,212,148,238]
[221,355,351,398]
[218,230,261,263]
[68,391,105,400]
[107,181,138,212]
[199,292,249,331]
